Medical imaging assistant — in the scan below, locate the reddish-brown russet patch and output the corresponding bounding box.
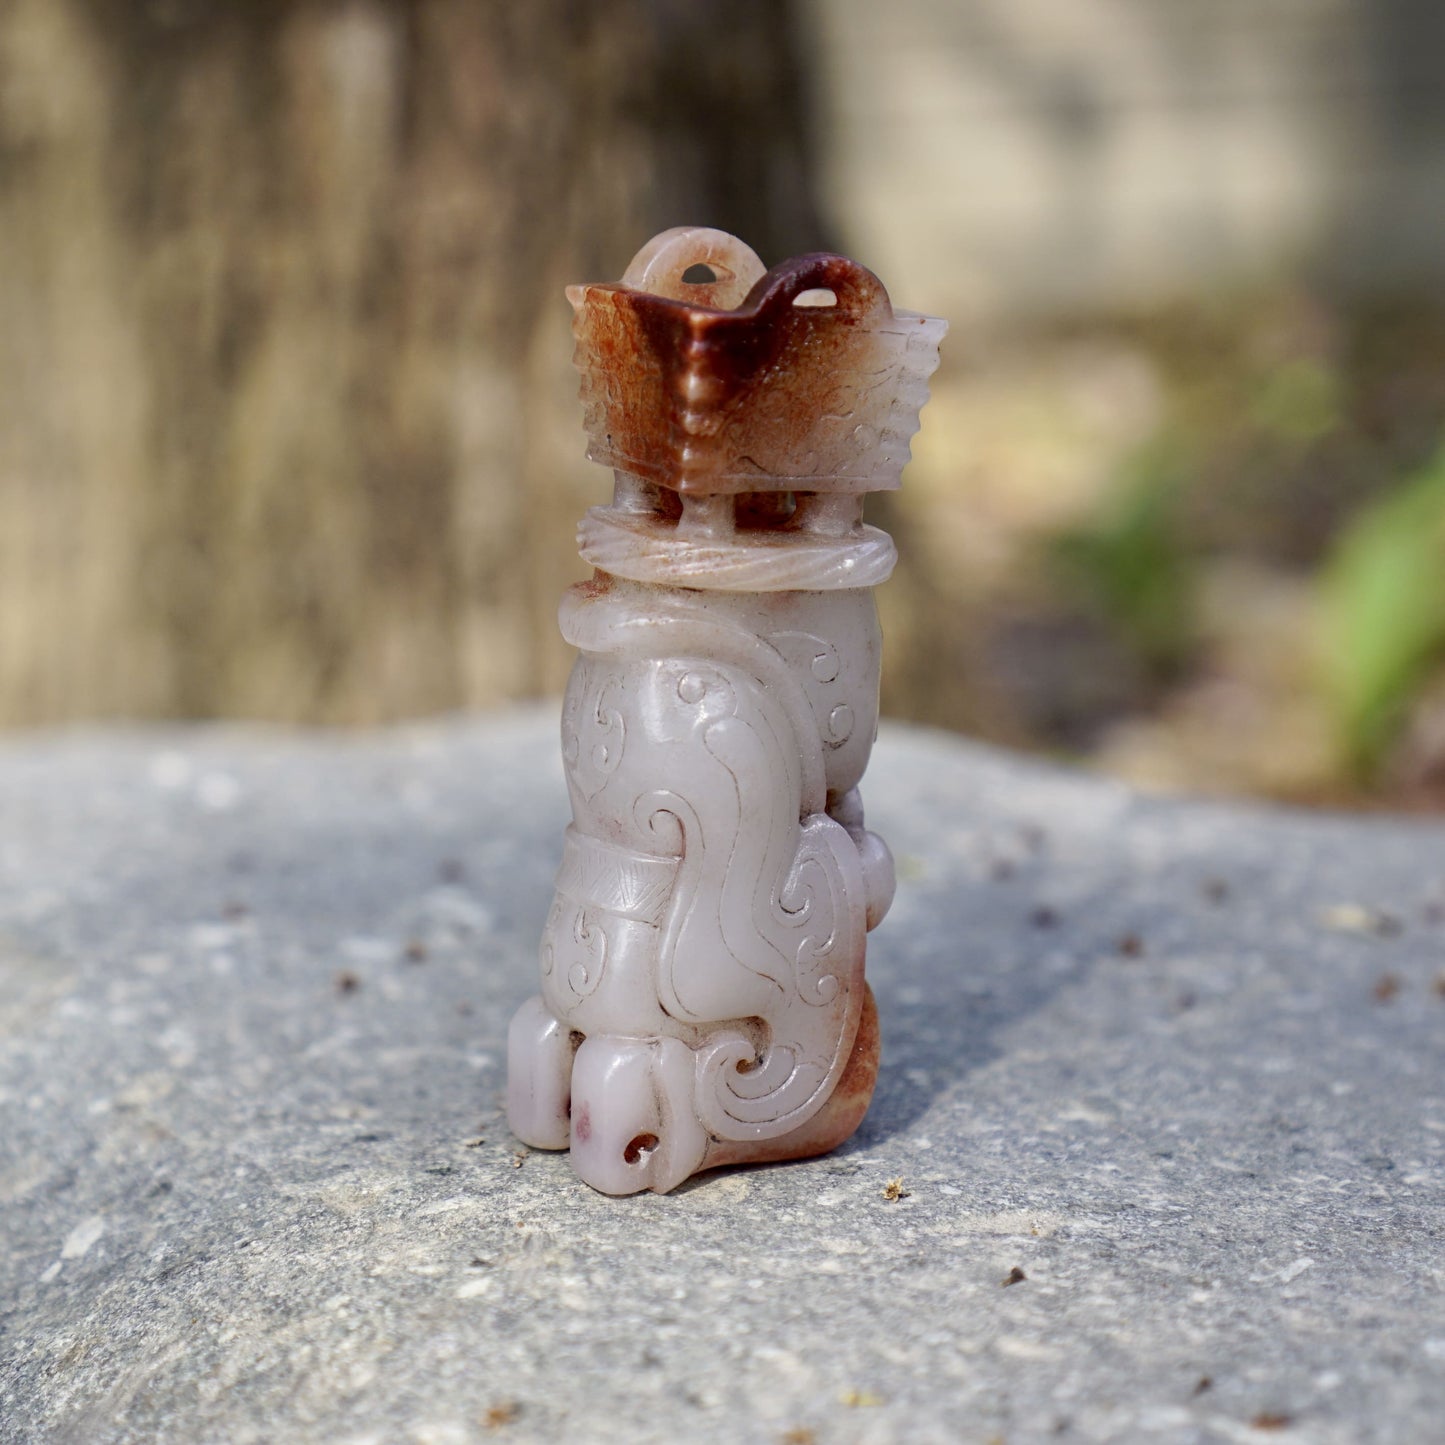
[571,254,914,495]
[702,982,880,1175]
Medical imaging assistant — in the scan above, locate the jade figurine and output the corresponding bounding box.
[507,227,945,1194]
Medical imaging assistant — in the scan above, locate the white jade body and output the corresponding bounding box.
[509,574,893,1193]
[506,228,943,1194]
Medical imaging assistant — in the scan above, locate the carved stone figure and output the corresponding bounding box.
[507,227,945,1194]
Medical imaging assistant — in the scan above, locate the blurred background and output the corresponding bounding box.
[3,0,1444,808]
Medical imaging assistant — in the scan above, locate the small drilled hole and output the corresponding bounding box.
[794,287,837,308]
[682,263,718,285]
[623,1132,659,1164]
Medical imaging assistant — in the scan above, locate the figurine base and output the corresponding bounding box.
[508,985,880,1196]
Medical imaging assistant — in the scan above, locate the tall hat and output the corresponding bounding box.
[566,227,946,590]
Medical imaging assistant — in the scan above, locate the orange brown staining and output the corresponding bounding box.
[702,983,881,1175]
[571,571,615,601]
[570,249,941,498]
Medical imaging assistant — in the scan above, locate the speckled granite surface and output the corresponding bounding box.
[1,711,1442,1444]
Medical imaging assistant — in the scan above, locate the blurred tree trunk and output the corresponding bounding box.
[0,0,827,725]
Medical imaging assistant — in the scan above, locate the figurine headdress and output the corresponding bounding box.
[566,228,946,590]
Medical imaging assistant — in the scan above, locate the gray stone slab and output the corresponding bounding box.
[1,710,1442,1445]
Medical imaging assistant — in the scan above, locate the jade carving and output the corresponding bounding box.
[507,227,945,1194]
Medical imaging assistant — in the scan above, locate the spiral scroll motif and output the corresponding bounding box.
[549,584,873,1143]
[561,660,626,803]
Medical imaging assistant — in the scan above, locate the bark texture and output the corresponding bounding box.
[0,0,827,724]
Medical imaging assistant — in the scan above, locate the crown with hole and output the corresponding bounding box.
[567,227,946,496]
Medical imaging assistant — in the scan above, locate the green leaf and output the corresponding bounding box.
[1320,444,1445,776]
[1248,359,1343,445]
[1052,437,1195,675]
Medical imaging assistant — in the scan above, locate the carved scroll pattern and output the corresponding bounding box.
[768,630,855,749]
[551,585,871,1141]
[539,893,610,1004]
[560,658,625,803]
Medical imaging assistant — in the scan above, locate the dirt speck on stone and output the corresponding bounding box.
[1321,903,1401,937]
[1373,973,1402,1003]
[1250,1410,1293,1431]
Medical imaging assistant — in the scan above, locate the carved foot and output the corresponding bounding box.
[508,988,879,1193]
[567,1035,707,1195]
[505,995,576,1150]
